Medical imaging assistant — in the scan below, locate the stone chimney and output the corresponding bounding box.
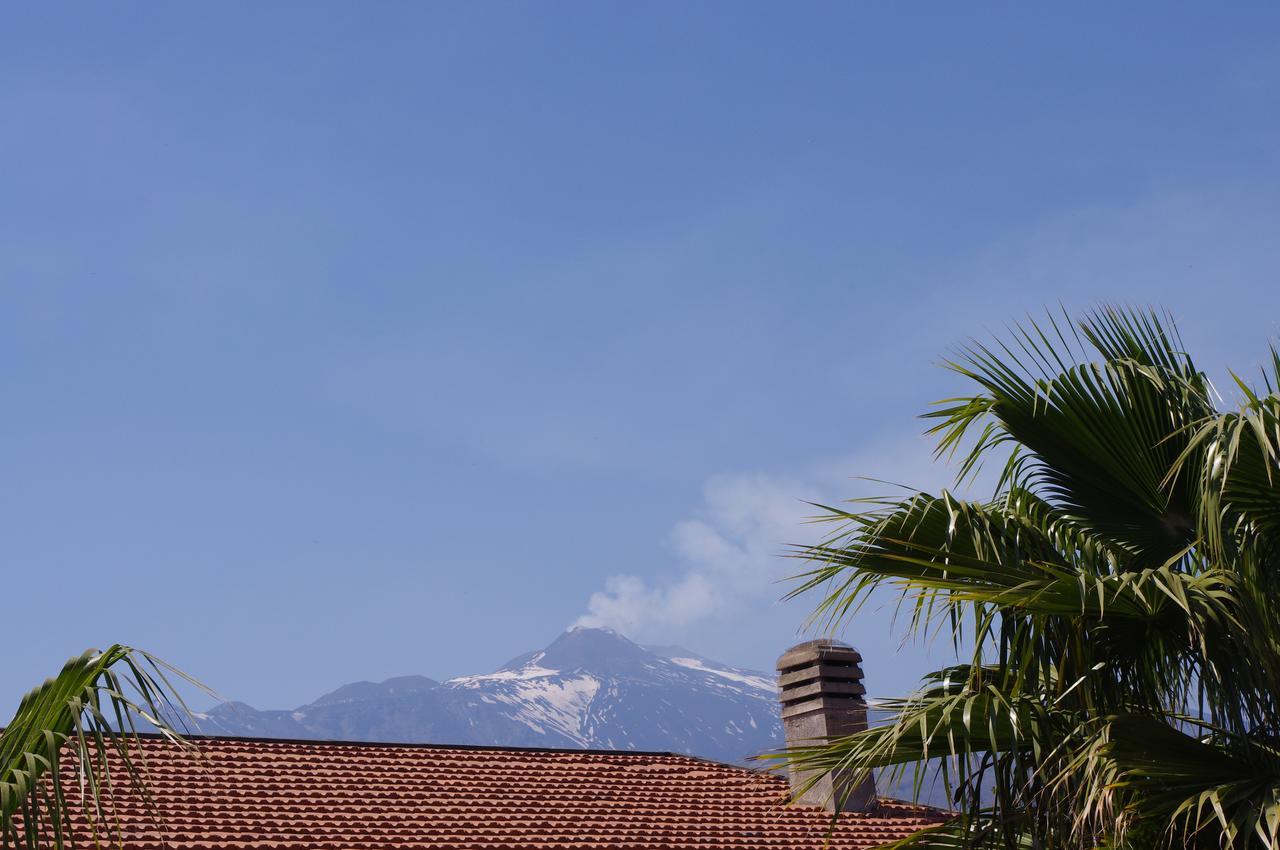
[776,639,876,812]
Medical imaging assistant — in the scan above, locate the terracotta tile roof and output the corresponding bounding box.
[60,735,943,849]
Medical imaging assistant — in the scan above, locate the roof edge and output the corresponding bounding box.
[131,730,773,769]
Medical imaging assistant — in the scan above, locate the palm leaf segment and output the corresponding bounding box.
[785,307,1280,848]
[0,645,198,850]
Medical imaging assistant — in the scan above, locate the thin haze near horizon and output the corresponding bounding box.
[4,5,1280,711]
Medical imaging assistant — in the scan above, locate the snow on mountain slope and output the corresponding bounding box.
[665,656,776,691]
[196,627,783,765]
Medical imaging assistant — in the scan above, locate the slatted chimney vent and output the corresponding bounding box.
[776,639,876,812]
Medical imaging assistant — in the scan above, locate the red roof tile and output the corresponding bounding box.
[57,736,943,849]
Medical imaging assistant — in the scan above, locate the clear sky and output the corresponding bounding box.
[4,4,1280,712]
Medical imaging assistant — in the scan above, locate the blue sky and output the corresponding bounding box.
[4,4,1280,711]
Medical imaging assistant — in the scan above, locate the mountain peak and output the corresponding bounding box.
[537,626,654,674]
[568,624,615,634]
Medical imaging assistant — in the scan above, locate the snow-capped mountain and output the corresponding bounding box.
[194,627,782,764]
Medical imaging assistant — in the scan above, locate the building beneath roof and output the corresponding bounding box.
[58,640,942,848]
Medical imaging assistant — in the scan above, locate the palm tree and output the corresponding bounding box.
[783,307,1280,848]
[0,647,197,850]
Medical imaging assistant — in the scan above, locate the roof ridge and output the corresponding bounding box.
[138,730,777,770]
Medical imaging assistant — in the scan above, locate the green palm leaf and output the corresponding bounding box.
[0,646,199,850]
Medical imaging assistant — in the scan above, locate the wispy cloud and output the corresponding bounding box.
[574,471,817,638]
[573,437,954,644]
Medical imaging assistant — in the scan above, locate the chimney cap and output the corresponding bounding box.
[776,638,861,671]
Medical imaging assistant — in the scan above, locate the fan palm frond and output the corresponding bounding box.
[783,306,1280,848]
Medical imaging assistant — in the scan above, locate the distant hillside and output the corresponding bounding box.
[192,627,783,765]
